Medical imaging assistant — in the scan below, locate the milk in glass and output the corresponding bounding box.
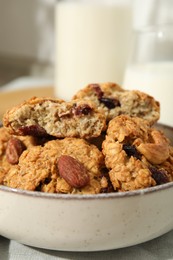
[123,61,173,126]
[55,0,133,100]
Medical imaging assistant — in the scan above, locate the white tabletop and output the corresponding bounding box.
[1,230,173,260]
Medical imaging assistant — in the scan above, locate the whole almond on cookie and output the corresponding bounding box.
[6,137,26,164]
[57,155,90,188]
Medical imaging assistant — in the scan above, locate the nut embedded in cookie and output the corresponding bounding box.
[102,115,172,191]
[57,155,90,188]
[3,138,106,194]
[0,127,41,176]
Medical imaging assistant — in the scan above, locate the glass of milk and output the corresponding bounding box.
[55,0,133,100]
[123,24,173,126]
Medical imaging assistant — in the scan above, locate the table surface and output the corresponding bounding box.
[0,85,54,120]
[1,231,173,260]
[0,78,173,260]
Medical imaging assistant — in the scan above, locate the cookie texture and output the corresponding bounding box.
[0,127,40,183]
[3,97,106,139]
[1,82,173,194]
[102,115,173,191]
[0,167,6,184]
[3,138,108,194]
[73,82,160,125]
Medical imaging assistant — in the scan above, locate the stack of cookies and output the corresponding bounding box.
[0,82,172,194]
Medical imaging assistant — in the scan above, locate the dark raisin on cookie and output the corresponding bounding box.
[91,84,104,99]
[123,144,142,160]
[19,125,49,137]
[91,84,121,109]
[72,104,93,116]
[99,97,121,109]
[149,166,169,185]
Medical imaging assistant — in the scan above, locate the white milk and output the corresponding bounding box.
[123,62,173,126]
[55,0,133,100]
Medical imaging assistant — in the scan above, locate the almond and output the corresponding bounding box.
[57,155,90,188]
[6,137,26,164]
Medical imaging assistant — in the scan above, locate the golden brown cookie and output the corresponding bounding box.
[102,115,172,192]
[3,138,108,194]
[73,82,160,125]
[3,97,106,139]
[0,127,39,177]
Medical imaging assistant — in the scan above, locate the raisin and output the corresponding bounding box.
[123,144,142,160]
[19,125,48,137]
[91,84,104,99]
[90,83,121,109]
[149,166,169,185]
[73,104,92,116]
[99,97,120,109]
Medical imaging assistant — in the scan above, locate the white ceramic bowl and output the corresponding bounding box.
[0,183,173,252]
[0,124,172,252]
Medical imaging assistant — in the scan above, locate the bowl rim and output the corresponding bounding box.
[0,181,173,200]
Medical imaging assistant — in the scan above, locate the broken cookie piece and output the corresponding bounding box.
[3,97,106,139]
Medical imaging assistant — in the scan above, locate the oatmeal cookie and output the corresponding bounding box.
[0,127,39,176]
[4,138,108,194]
[102,115,172,191]
[73,82,160,125]
[3,97,106,139]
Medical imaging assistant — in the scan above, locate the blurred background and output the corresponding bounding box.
[0,0,159,87]
[0,0,55,87]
